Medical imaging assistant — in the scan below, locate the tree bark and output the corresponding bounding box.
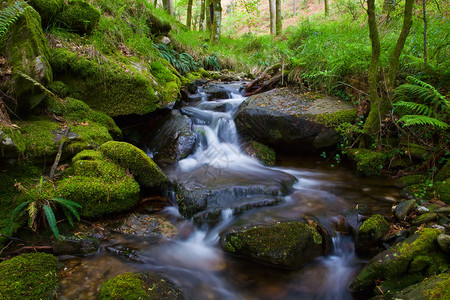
[187,0,194,29]
[324,0,329,16]
[154,0,158,7]
[293,0,297,15]
[206,0,212,33]
[163,0,173,15]
[200,0,206,31]
[209,0,222,43]
[269,0,276,35]
[275,0,282,35]
[422,0,428,68]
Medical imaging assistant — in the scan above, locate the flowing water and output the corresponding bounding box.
[58,83,400,299]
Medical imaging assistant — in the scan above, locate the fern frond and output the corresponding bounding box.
[43,204,59,239]
[0,1,31,39]
[397,115,449,129]
[394,101,434,117]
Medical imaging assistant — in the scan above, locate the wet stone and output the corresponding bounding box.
[411,212,438,226]
[53,235,100,257]
[394,199,416,220]
[111,214,178,239]
[437,234,450,253]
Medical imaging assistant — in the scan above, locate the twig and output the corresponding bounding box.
[49,126,70,180]
[337,81,368,95]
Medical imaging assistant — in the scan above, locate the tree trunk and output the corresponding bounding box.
[206,0,212,33]
[422,0,428,68]
[324,0,329,16]
[200,0,206,31]
[363,0,382,136]
[293,0,297,15]
[163,0,173,15]
[275,0,282,35]
[363,0,414,136]
[154,0,158,7]
[187,0,193,29]
[269,0,276,35]
[209,0,222,43]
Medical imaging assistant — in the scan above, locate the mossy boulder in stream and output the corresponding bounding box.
[355,214,390,255]
[98,272,183,300]
[0,4,52,115]
[98,141,169,190]
[57,0,100,34]
[347,149,387,176]
[0,253,61,299]
[350,228,449,292]
[220,220,330,269]
[58,149,140,217]
[243,141,276,166]
[392,273,450,300]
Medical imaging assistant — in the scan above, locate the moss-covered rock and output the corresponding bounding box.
[57,0,100,34]
[436,160,450,182]
[0,253,61,299]
[395,174,427,188]
[243,141,276,166]
[392,273,450,300]
[29,0,64,26]
[51,48,178,116]
[1,5,52,115]
[434,181,449,204]
[350,228,448,292]
[98,141,168,190]
[355,214,390,255]
[98,272,183,300]
[150,59,181,103]
[58,150,140,217]
[347,149,387,176]
[220,220,328,269]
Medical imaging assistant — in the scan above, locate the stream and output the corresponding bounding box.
[58,83,400,299]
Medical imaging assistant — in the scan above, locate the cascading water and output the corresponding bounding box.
[57,82,399,300]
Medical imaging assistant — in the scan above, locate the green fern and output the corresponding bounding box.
[153,43,198,75]
[0,1,31,39]
[393,76,449,130]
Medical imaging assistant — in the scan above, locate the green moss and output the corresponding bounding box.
[58,0,100,34]
[0,253,60,299]
[99,141,168,189]
[314,109,357,128]
[347,149,387,176]
[29,0,64,26]
[51,48,162,116]
[436,160,450,181]
[150,60,181,103]
[98,272,183,300]
[48,80,70,98]
[425,273,450,300]
[246,141,276,166]
[358,214,390,241]
[434,181,449,204]
[269,129,282,140]
[396,174,427,188]
[2,5,52,115]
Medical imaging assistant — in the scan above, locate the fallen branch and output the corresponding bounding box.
[49,126,70,180]
[245,70,290,96]
[245,63,281,94]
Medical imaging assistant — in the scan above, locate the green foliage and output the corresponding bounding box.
[153,43,198,75]
[0,1,31,39]
[6,177,81,240]
[394,76,449,130]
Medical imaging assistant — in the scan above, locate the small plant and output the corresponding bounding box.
[153,43,198,75]
[6,177,81,240]
[393,76,449,130]
[0,1,31,39]
[202,54,221,71]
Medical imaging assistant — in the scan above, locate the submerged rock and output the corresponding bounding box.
[98,272,183,300]
[349,228,447,292]
[53,234,100,256]
[235,88,356,151]
[220,220,331,269]
[111,213,178,239]
[148,110,196,164]
[0,253,61,299]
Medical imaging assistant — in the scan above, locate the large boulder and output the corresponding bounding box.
[0,253,61,299]
[148,110,196,164]
[0,4,52,115]
[355,214,390,256]
[350,228,448,292]
[220,220,331,269]
[98,272,183,300]
[57,0,100,34]
[29,0,64,26]
[391,273,450,300]
[235,88,356,151]
[51,48,181,117]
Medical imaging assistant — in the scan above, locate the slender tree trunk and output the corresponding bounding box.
[154,0,158,7]
[206,0,212,33]
[209,0,222,43]
[200,0,206,31]
[422,0,428,68]
[324,0,329,16]
[187,0,193,29]
[269,0,276,35]
[275,0,282,35]
[363,0,414,136]
[293,0,297,15]
[163,0,173,15]
[364,0,381,136]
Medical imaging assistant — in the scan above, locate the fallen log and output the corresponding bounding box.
[245,70,290,96]
[245,63,281,95]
